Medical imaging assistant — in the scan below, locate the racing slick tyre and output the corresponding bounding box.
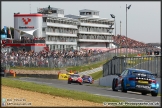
[79,82,83,85]
[90,80,94,84]
[68,81,71,84]
[141,92,147,95]
[121,80,127,93]
[112,79,118,91]
[151,91,158,97]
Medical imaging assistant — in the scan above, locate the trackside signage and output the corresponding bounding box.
[19,18,34,29]
[19,26,34,29]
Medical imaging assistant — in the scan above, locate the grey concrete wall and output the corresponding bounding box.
[6,73,58,79]
[99,75,161,93]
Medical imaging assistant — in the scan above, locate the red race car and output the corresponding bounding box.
[68,74,83,85]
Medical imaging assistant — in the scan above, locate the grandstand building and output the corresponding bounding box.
[4,6,115,52]
[65,9,115,50]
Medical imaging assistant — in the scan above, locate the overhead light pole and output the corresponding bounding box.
[110,14,117,56]
[120,21,121,57]
[126,4,131,57]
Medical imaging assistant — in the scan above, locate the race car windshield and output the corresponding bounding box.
[71,75,80,77]
[132,71,155,78]
[84,76,90,78]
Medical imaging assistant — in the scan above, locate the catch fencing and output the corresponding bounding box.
[1,52,116,68]
[103,56,161,78]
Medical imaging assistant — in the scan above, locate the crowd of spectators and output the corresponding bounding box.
[1,48,112,68]
[1,37,46,44]
[1,35,160,68]
[113,35,160,52]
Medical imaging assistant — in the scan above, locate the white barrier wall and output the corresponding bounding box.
[99,75,161,93]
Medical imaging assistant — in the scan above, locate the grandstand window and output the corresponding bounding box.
[43,17,47,22]
[52,10,57,13]
[42,28,45,31]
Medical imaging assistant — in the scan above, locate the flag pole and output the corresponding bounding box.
[9,26,13,39]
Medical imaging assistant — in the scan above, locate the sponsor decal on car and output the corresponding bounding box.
[138,80,148,84]
[136,85,151,89]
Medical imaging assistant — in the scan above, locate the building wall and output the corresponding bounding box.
[78,42,108,48]
[13,13,114,51]
[14,14,43,40]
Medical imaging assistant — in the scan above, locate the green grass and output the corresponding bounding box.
[89,71,103,80]
[9,53,144,72]
[10,66,62,70]
[86,84,110,88]
[9,59,109,72]
[66,60,108,72]
[2,78,123,103]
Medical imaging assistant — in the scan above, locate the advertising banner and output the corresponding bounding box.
[4,26,7,34]
[1,35,7,39]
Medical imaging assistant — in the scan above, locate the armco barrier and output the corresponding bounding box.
[99,75,161,93]
[6,73,58,79]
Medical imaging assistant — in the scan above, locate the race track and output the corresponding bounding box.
[8,77,161,103]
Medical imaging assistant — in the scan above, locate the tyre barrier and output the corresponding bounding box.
[1,67,7,77]
[1,71,6,77]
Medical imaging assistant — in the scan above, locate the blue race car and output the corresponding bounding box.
[112,68,159,97]
[82,75,94,84]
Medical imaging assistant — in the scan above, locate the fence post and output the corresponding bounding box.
[155,57,157,75]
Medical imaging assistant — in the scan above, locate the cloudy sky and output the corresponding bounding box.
[1,1,161,43]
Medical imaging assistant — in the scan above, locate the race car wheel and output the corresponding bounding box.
[112,79,118,91]
[121,80,127,93]
[79,82,83,85]
[151,91,158,97]
[68,81,71,84]
[90,80,94,84]
[141,92,147,95]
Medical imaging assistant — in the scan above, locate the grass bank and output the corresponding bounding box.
[10,66,61,71]
[66,60,108,72]
[2,78,123,103]
[10,59,108,72]
[90,71,103,80]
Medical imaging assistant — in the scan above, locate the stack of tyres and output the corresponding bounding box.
[1,66,6,77]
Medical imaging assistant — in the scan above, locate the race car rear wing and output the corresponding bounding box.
[132,72,157,77]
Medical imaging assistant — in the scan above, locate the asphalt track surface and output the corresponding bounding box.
[8,77,161,104]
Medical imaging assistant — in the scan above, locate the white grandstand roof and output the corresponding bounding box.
[79,9,99,12]
[46,15,79,22]
[43,7,64,11]
[65,14,114,22]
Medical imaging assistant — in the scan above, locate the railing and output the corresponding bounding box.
[103,56,161,78]
[1,52,116,69]
[13,40,45,43]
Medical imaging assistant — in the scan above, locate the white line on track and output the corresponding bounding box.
[94,94,159,102]
[106,88,161,96]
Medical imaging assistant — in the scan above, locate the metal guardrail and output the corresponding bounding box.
[103,56,161,78]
